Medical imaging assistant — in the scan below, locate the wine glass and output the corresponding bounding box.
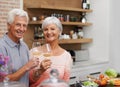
[42,43,52,59]
[31,41,42,69]
[32,41,42,58]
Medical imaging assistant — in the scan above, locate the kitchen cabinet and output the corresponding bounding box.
[24,0,93,50]
[69,60,109,85]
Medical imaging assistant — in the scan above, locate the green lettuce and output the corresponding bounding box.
[83,81,98,86]
[105,68,118,78]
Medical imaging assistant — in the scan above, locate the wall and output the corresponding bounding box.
[109,0,120,72]
[0,0,111,64]
[0,0,23,37]
[23,0,110,63]
[82,0,110,62]
[23,0,83,49]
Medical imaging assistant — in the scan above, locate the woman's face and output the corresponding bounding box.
[43,24,61,43]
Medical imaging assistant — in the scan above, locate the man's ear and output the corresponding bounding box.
[7,23,11,31]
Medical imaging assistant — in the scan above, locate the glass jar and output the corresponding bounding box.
[38,69,69,87]
[78,29,84,39]
[0,77,26,87]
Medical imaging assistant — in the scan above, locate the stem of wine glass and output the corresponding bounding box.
[46,43,51,52]
[32,41,42,69]
[3,77,9,86]
[43,43,52,59]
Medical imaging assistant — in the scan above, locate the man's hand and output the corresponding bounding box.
[25,58,39,71]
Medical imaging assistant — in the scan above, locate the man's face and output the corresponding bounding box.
[8,16,28,43]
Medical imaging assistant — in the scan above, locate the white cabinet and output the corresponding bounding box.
[69,60,109,85]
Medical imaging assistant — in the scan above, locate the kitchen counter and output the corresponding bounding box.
[72,59,109,68]
[69,59,109,85]
[70,84,116,87]
[99,85,117,87]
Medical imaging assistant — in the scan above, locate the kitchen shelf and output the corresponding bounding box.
[27,5,93,13]
[59,38,92,44]
[24,0,93,49]
[36,38,92,44]
[29,21,92,26]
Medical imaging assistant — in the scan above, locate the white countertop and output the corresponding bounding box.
[69,59,109,85]
[72,59,109,69]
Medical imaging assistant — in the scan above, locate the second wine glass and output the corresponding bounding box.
[31,41,43,69]
[42,43,52,59]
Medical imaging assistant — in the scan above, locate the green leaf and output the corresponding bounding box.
[105,68,118,78]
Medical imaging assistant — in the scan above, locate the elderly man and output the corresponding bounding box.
[0,9,39,87]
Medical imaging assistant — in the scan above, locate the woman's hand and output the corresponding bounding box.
[40,59,52,71]
[30,59,52,81]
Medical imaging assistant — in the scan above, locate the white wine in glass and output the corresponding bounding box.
[32,41,42,58]
[32,41,42,69]
[32,48,41,58]
[43,43,52,58]
[43,53,51,57]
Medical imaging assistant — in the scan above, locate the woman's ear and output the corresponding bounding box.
[59,30,62,37]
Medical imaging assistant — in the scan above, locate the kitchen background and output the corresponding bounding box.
[0,0,120,84]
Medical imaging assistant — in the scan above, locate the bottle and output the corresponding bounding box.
[65,15,70,22]
[34,27,39,39]
[78,28,84,39]
[70,30,74,39]
[75,81,82,87]
[57,14,61,20]
[86,0,90,9]
[81,13,87,23]
[81,16,86,23]
[72,32,78,39]
[82,0,87,9]
[60,14,64,22]
[69,50,76,62]
[38,27,43,39]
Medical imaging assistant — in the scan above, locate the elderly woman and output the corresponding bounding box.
[29,17,73,87]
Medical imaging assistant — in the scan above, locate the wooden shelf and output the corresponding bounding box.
[29,21,92,26]
[36,38,92,44]
[27,5,93,13]
[59,38,92,44]
[24,0,93,49]
[62,22,92,26]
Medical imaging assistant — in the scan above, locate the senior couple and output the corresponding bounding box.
[0,9,73,87]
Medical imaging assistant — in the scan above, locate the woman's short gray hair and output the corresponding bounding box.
[7,8,29,24]
[42,17,63,34]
